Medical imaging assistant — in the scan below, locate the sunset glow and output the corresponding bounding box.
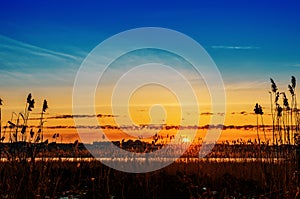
[0,1,299,145]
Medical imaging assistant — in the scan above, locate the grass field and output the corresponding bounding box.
[0,156,298,198]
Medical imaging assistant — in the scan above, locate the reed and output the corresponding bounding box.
[20,93,35,142]
[269,77,300,145]
[0,98,2,143]
[270,78,278,145]
[254,103,264,144]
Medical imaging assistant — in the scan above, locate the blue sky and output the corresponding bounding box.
[0,0,300,103]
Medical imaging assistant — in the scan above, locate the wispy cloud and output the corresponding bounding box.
[290,64,300,67]
[31,124,272,131]
[231,111,248,115]
[28,114,117,120]
[211,45,260,50]
[200,112,225,116]
[0,34,84,86]
[0,34,81,61]
[225,80,267,91]
[200,112,213,115]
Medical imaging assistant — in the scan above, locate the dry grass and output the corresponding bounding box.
[0,158,298,198]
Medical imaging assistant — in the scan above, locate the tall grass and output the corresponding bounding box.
[35,99,48,143]
[21,93,35,142]
[269,76,300,145]
[0,98,2,142]
[254,103,264,144]
[0,158,297,198]
[270,78,278,145]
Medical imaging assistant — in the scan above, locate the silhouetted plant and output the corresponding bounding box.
[9,112,25,143]
[270,78,279,145]
[30,129,34,139]
[276,104,283,144]
[288,76,300,144]
[42,100,48,112]
[269,77,297,145]
[21,93,35,142]
[281,92,290,144]
[271,78,278,93]
[254,103,263,144]
[35,100,48,143]
[0,98,3,142]
[292,76,296,89]
[52,133,60,142]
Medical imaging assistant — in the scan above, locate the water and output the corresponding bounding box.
[0,156,289,163]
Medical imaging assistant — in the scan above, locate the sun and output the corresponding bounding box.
[182,137,190,143]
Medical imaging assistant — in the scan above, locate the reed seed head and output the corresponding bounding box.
[270,78,278,93]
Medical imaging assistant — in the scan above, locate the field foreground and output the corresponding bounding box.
[0,159,299,199]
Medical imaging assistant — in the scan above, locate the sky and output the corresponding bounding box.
[0,0,300,142]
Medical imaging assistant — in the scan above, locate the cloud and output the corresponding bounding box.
[225,81,266,91]
[136,109,146,112]
[0,34,80,61]
[30,124,272,131]
[200,112,213,115]
[217,112,225,116]
[200,112,225,116]
[231,111,248,115]
[290,64,300,67]
[0,34,83,86]
[211,45,260,50]
[28,114,117,120]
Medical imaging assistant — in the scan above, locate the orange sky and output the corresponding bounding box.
[0,86,276,144]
